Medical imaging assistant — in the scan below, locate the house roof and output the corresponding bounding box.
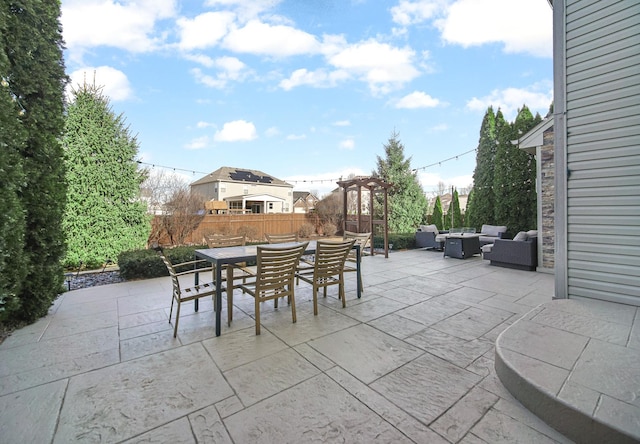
[190,166,292,187]
[515,117,553,154]
[293,191,319,201]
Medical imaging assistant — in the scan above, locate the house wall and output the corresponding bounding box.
[192,180,294,213]
[555,0,640,305]
[540,128,555,270]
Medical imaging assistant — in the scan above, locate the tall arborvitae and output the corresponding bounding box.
[63,83,150,267]
[0,12,27,322]
[494,106,541,233]
[431,195,444,230]
[449,188,464,228]
[3,0,68,322]
[468,107,497,230]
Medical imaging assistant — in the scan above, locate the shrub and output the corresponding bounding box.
[372,233,416,250]
[117,245,208,280]
[298,223,315,238]
[237,225,258,241]
[321,222,337,236]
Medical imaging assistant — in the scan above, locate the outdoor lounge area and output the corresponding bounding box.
[0,249,638,443]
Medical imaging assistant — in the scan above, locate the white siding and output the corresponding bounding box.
[564,0,640,305]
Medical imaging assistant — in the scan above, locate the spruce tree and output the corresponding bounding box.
[468,107,497,230]
[373,131,428,233]
[3,0,68,322]
[63,83,151,268]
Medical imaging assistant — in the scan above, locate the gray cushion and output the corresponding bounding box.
[526,230,538,238]
[481,225,507,237]
[513,231,528,241]
[422,224,439,233]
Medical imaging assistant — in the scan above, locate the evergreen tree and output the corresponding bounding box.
[431,195,444,230]
[468,107,498,230]
[494,106,541,233]
[431,196,444,230]
[63,83,151,268]
[0,18,27,322]
[464,188,476,230]
[449,189,464,228]
[373,131,428,233]
[3,0,68,322]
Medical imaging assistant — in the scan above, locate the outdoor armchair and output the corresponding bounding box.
[155,247,217,338]
[296,239,356,315]
[239,242,309,335]
[342,231,371,292]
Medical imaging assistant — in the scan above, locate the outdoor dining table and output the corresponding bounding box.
[195,240,362,336]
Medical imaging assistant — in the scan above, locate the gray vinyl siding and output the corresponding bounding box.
[564,0,640,305]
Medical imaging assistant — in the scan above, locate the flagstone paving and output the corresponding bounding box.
[0,248,633,443]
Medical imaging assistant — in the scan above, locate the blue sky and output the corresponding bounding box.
[61,0,553,198]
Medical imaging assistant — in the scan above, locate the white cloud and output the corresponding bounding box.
[429,123,449,132]
[435,0,553,57]
[327,40,420,94]
[286,134,307,140]
[61,0,176,60]
[333,120,351,127]
[67,66,134,102]
[279,68,349,90]
[339,139,355,150]
[391,0,446,26]
[189,56,250,89]
[223,19,321,57]
[213,120,258,142]
[176,11,235,51]
[204,0,281,21]
[466,83,553,119]
[196,121,215,128]
[265,126,280,137]
[395,91,441,109]
[184,135,210,150]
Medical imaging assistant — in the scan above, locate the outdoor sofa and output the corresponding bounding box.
[416,224,448,250]
[478,224,509,246]
[482,230,538,271]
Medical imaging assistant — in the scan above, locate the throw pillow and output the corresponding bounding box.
[513,231,528,241]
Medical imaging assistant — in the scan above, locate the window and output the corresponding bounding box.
[229,201,242,210]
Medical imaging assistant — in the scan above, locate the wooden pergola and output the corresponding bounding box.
[336,176,393,258]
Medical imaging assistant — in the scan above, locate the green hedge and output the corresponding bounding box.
[372,233,417,250]
[117,245,209,280]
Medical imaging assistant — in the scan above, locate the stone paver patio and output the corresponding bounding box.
[0,248,636,443]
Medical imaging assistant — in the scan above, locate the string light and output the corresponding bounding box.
[136,147,479,185]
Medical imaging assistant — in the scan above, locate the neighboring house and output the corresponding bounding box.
[517,116,554,272]
[190,167,294,214]
[553,0,640,306]
[293,191,319,214]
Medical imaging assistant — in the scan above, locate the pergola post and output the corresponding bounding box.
[337,176,392,258]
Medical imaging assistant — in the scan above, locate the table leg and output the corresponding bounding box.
[356,246,362,299]
[215,261,222,336]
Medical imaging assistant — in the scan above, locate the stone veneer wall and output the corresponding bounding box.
[540,127,555,269]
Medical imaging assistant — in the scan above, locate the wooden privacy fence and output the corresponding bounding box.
[189,213,319,244]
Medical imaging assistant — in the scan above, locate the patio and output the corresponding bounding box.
[0,249,637,443]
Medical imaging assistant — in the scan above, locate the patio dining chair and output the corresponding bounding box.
[296,239,356,315]
[265,232,298,243]
[204,233,254,325]
[239,242,309,335]
[343,231,371,292]
[154,247,217,338]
